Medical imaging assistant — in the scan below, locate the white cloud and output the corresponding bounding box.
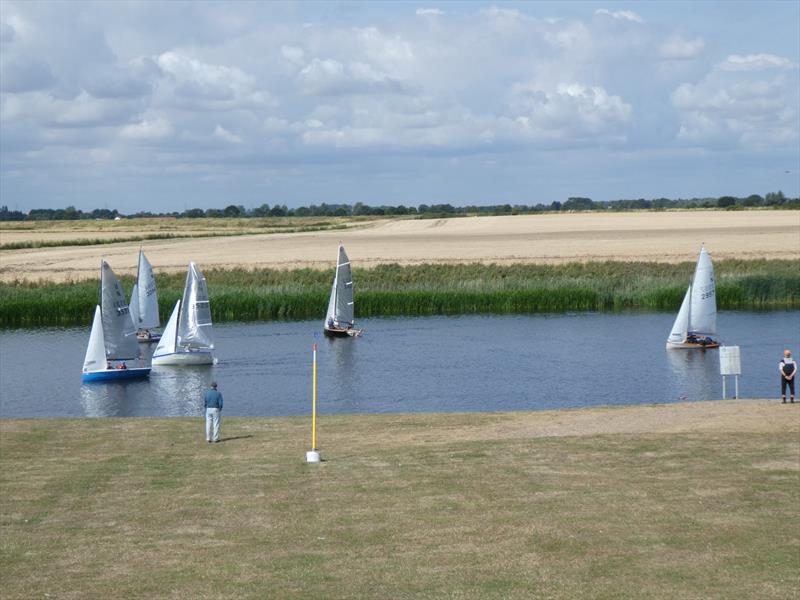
[213,124,242,144]
[155,51,273,110]
[280,45,305,67]
[594,9,644,24]
[416,8,444,17]
[659,35,705,60]
[120,113,174,141]
[671,55,798,147]
[510,82,633,140]
[296,56,412,96]
[718,53,794,71]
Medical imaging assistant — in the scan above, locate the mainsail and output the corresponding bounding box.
[130,250,160,329]
[100,260,140,360]
[325,244,354,327]
[667,245,717,343]
[177,262,214,350]
[687,246,716,335]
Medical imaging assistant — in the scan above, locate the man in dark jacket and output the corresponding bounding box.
[204,382,224,442]
[780,349,797,404]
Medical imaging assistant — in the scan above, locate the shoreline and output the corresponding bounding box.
[2,399,796,435]
[2,211,797,283]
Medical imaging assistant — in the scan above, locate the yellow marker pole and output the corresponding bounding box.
[312,342,317,450]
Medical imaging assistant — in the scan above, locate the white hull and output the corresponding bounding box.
[152,350,214,366]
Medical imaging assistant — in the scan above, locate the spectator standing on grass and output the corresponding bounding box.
[204,382,224,442]
[779,349,796,404]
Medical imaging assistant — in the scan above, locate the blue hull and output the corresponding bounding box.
[82,367,151,382]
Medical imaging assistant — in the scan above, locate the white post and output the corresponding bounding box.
[734,375,739,399]
[722,376,726,399]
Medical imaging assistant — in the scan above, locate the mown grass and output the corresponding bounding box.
[0,260,798,327]
[1,407,798,599]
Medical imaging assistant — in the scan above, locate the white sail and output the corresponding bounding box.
[324,278,336,325]
[82,306,107,373]
[153,300,180,358]
[100,260,140,360]
[129,282,140,329]
[688,246,716,335]
[133,250,160,329]
[667,287,691,344]
[325,244,354,328]
[177,262,214,350]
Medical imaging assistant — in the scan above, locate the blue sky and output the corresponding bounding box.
[1,0,798,211]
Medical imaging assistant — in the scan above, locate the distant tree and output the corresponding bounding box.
[765,191,786,205]
[717,196,737,208]
[294,206,310,216]
[205,208,223,218]
[563,197,594,211]
[549,201,562,211]
[223,204,243,217]
[182,208,205,218]
[0,205,26,221]
[742,194,764,207]
[269,204,287,217]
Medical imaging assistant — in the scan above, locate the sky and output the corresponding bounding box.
[1,0,798,212]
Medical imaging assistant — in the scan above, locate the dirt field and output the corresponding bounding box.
[1,211,798,282]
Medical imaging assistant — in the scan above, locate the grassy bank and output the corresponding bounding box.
[1,260,798,327]
[1,402,798,599]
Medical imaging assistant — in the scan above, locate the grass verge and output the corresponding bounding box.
[0,259,798,327]
[1,401,798,599]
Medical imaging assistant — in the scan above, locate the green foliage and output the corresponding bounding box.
[1,260,797,328]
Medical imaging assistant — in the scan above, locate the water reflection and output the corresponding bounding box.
[150,366,213,416]
[323,336,362,412]
[664,347,719,401]
[80,380,151,417]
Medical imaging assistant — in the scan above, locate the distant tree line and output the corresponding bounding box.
[1,191,797,221]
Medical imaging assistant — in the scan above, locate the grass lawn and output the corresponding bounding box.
[1,403,798,599]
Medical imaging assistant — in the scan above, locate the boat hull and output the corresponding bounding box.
[152,350,214,365]
[82,367,151,382]
[324,326,362,338]
[666,340,720,350]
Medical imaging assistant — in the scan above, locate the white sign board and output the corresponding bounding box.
[719,346,741,375]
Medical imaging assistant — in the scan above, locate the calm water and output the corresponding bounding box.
[1,313,798,419]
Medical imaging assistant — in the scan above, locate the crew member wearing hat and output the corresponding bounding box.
[779,350,797,404]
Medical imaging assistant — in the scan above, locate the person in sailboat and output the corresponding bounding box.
[780,349,796,404]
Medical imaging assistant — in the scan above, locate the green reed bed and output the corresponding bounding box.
[1,260,798,327]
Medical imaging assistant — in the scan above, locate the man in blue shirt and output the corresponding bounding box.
[204,381,224,442]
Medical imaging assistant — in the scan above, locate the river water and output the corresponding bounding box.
[0,312,797,418]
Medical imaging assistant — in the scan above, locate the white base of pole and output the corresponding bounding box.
[306,450,321,463]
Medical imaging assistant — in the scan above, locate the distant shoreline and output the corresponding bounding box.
[0,211,797,283]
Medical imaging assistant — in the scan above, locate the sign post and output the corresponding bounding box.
[306,341,321,463]
[719,346,741,399]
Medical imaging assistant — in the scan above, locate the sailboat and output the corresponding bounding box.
[323,243,363,337]
[82,260,151,382]
[129,249,161,343]
[666,244,719,349]
[152,262,215,365]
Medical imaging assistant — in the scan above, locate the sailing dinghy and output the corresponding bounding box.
[666,245,719,349]
[129,249,161,343]
[82,260,151,382]
[323,243,362,337]
[152,262,215,365]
